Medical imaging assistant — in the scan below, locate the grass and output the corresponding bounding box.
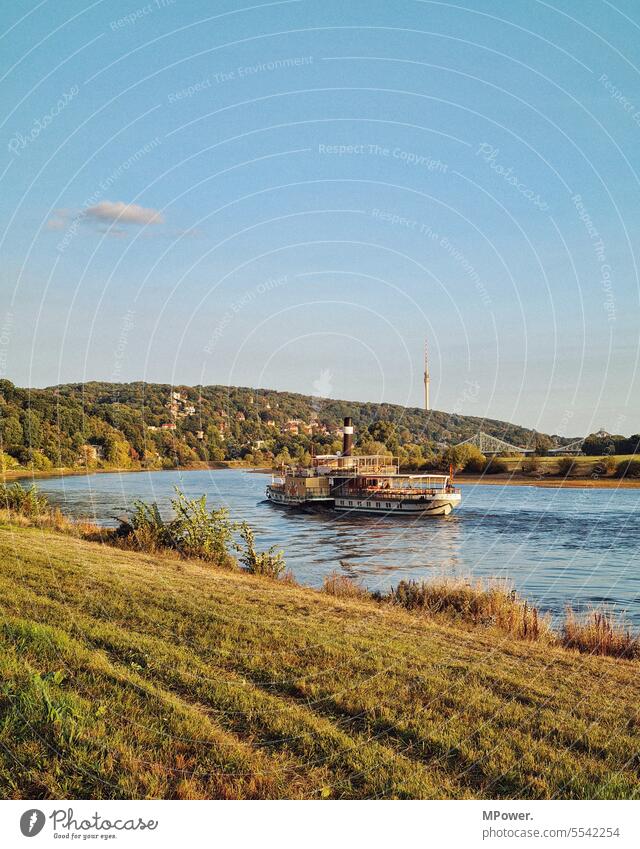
[487,454,638,476]
[1,521,640,800]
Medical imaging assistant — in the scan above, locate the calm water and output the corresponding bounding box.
[33,469,640,625]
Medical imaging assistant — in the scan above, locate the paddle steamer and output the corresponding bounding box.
[266,418,461,517]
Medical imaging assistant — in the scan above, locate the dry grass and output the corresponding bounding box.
[322,572,370,600]
[563,609,640,659]
[380,578,554,643]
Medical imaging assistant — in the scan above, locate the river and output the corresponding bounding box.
[32,468,640,625]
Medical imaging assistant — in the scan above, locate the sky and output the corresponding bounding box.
[1,0,640,436]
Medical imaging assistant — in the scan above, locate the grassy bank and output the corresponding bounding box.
[1,520,640,800]
[456,454,640,487]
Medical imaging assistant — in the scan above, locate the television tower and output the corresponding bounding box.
[423,338,430,412]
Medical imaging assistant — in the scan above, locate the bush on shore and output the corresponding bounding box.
[116,489,288,577]
[237,522,285,578]
[615,459,640,479]
[591,457,616,477]
[521,457,540,474]
[483,458,509,474]
[116,489,236,567]
[557,457,576,476]
[0,483,50,517]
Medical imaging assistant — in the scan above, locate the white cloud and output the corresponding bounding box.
[85,200,164,225]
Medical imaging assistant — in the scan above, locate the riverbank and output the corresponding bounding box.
[0,459,255,483]
[1,516,639,799]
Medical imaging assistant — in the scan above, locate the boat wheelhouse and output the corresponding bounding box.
[266,418,461,517]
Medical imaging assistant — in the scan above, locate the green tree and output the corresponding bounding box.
[442,444,486,472]
[0,415,23,449]
[104,434,133,468]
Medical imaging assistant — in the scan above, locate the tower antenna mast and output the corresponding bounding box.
[424,338,431,412]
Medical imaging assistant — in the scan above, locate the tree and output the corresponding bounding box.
[398,443,425,470]
[104,434,133,468]
[21,409,42,448]
[0,415,23,450]
[442,444,486,472]
[273,448,293,467]
[533,433,554,455]
[582,434,614,455]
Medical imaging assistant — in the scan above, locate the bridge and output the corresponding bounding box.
[455,431,534,456]
[547,438,584,455]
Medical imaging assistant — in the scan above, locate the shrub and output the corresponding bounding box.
[118,488,235,566]
[322,572,369,600]
[591,457,616,477]
[237,522,285,579]
[464,452,487,473]
[563,609,639,659]
[382,578,553,642]
[484,458,508,474]
[615,459,640,479]
[521,458,540,474]
[0,451,20,472]
[557,457,575,476]
[441,444,486,472]
[29,450,53,471]
[0,483,50,517]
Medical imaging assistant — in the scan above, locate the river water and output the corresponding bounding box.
[32,468,640,625]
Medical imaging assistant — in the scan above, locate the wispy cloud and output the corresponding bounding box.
[85,200,164,225]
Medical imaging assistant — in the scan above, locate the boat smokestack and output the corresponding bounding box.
[342,417,354,456]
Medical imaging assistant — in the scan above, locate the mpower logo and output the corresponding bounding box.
[20,809,46,837]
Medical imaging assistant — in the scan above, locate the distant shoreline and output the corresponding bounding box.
[456,473,640,489]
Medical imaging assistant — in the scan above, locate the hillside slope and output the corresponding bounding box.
[1,522,638,800]
[0,378,558,471]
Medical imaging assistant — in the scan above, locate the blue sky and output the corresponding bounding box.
[1,0,640,435]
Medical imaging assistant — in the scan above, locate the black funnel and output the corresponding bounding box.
[342,417,353,456]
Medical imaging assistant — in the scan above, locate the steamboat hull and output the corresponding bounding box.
[266,486,461,517]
